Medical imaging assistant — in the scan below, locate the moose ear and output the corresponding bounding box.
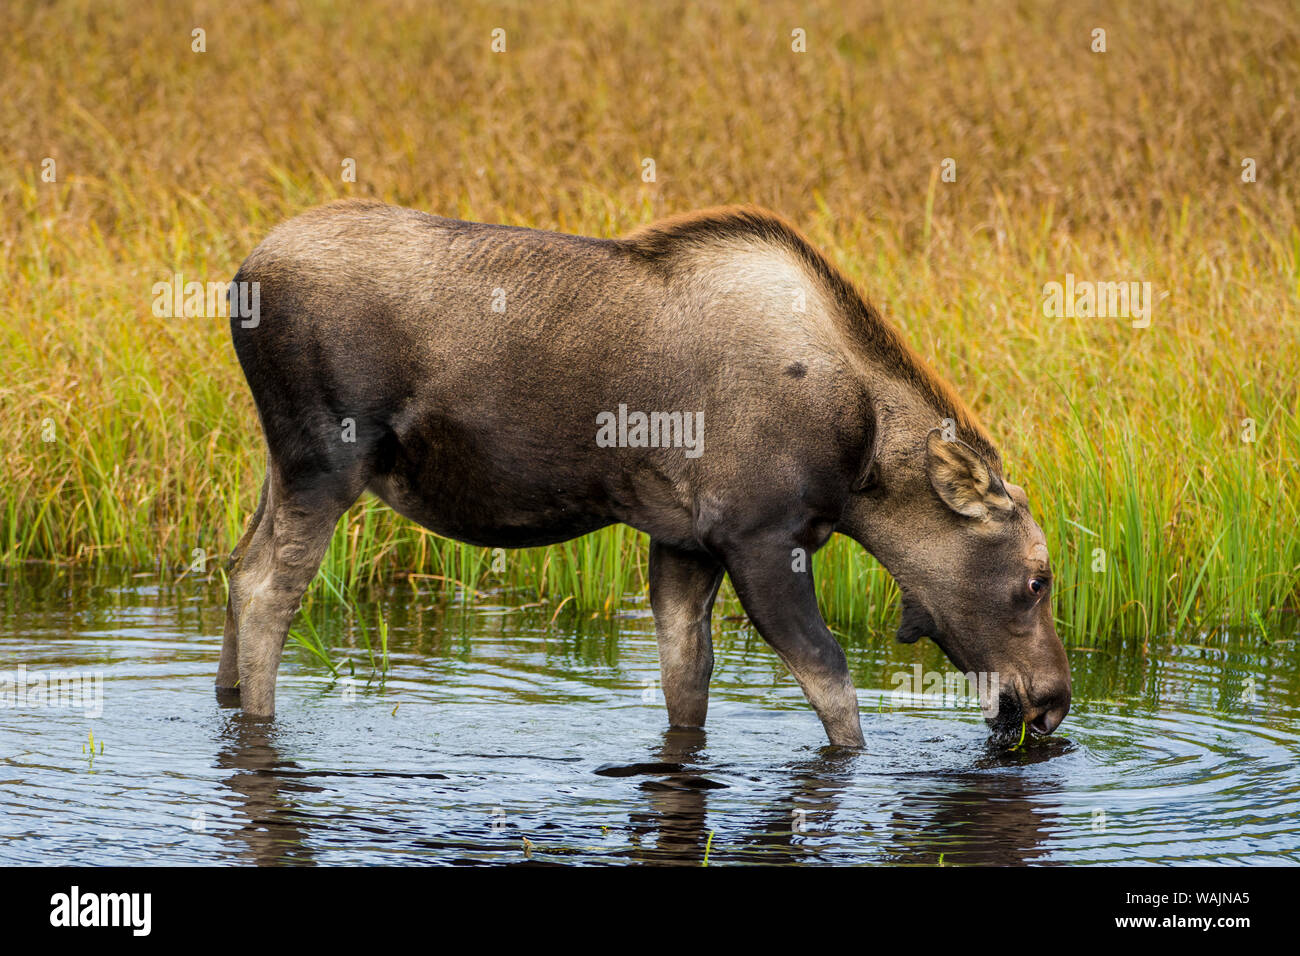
[925,429,1013,519]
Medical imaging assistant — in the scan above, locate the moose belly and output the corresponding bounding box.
[364,411,621,548]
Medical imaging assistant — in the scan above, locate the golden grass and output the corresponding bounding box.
[2,0,1297,640]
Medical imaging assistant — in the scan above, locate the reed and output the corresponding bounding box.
[2,0,1297,644]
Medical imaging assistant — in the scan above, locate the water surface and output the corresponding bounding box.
[1,569,1297,865]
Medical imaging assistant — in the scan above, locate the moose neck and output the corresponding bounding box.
[868,372,953,479]
[840,369,985,573]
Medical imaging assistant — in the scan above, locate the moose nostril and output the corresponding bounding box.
[1030,697,1070,735]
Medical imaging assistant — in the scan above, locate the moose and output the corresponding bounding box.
[217,201,1071,747]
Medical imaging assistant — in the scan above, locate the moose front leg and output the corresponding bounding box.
[721,533,865,748]
[649,540,724,728]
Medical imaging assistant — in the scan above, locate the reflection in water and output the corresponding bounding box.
[626,728,713,864]
[0,567,1297,865]
[886,773,1055,866]
[214,717,320,866]
[881,739,1076,867]
[617,732,1071,866]
[726,747,861,865]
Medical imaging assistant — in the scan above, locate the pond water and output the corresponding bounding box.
[1,569,1297,866]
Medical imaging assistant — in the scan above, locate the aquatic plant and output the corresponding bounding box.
[3,0,1296,646]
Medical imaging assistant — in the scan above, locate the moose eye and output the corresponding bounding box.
[1028,577,1049,596]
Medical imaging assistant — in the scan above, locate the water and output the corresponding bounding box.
[2,569,1297,865]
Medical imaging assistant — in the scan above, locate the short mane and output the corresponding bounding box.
[621,206,998,463]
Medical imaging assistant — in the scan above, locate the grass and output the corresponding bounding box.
[1,0,1298,645]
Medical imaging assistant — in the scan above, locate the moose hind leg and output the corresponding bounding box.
[217,476,270,697]
[649,540,724,728]
[234,477,356,716]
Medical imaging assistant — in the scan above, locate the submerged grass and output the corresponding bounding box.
[2,0,1298,644]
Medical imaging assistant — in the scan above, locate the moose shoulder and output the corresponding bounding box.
[218,201,1071,748]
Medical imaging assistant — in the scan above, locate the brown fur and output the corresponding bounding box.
[623,205,998,465]
[218,200,1068,747]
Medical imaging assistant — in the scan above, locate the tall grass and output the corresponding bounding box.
[2,0,1297,643]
